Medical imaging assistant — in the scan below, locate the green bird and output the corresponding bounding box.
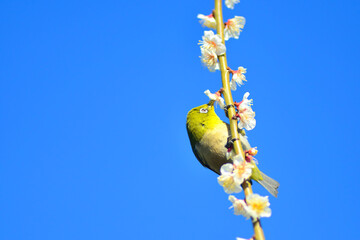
[186,101,279,197]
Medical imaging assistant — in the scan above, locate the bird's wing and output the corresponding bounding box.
[186,123,212,169]
[192,143,212,169]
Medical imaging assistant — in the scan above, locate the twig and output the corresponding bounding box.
[213,1,265,239]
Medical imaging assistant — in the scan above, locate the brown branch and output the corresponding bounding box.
[214,0,265,239]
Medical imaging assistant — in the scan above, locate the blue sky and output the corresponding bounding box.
[1,0,360,239]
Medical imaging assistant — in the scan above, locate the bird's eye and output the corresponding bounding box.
[200,108,208,113]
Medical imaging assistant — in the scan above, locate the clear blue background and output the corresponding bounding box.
[1,0,359,239]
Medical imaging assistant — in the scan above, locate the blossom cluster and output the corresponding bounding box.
[218,143,272,225]
[199,30,225,72]
[229,194,272,221]
[229,66,247,91]
[198,5,253,131]
[204,90,256,131]
[197,12,245,72]
[197,1,272,239]
[217,152,271,223]
[234,92,256,131]
[217,154,253,194]
[204,89,225,109]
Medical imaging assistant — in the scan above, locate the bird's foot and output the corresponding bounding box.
[225,137,240,153]
[224,104,235,110]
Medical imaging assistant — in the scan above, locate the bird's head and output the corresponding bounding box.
[186,100,223,133]
[187,101,216,122]
[186,101,218,142]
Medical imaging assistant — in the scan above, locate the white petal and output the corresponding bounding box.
[218,98,225,109]
[204,89,216,101]
[224,28,231,41]
[228,195,237,203]
[244,118,256,131]
[226,148,235,160]
[220,163,234,174]
[225,0,240,9]
[204,30,214,38]
[261,207,272,218]
[214,62,220,71]
[197,14,217,29]
[243,92,250,100]
[232,154,244,164]
[218,174,242,194]
[216,44,226,56]
[230,79,237,91]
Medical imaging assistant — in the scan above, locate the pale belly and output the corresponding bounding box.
[195,123,251,174]
[195,124,230,174]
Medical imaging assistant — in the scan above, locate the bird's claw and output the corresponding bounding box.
[225,137,240,150]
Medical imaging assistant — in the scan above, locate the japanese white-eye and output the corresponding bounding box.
[186,101,279,197]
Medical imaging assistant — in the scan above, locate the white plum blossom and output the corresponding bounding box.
[217,154,253,193]
[236,92,256,130]
[197,13,216,29]
[236,238,254,240]
[218,164,243,193]
[204,90,225,109]
[224,16,246,40]
[245,194,272,221]
[200,48,220,72]
[232,154,253,183]
[229,195,251,218]
[229,194,271,221]
[230,66,247,91]
[225,0,240,9]
[199,31,226,56]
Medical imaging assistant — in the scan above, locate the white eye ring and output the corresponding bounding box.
[200,108,208,113]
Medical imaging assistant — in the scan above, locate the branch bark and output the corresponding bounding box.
[214,1,265,239]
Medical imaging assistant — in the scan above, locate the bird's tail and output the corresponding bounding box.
[257,172,280,198]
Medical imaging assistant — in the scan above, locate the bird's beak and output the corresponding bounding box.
[207,100,215,111]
